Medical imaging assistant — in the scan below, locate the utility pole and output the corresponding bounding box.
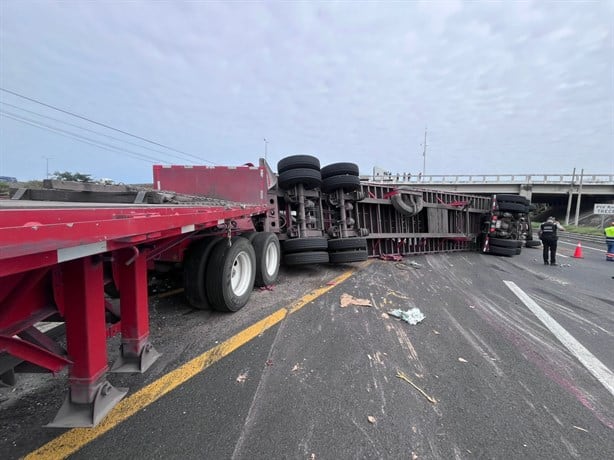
[263,138,268,162]
[564,168,575,226]
[574,168,584,226]
[421,127,427,177]
[43,156,53,179]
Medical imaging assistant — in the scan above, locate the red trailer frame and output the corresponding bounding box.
[0,202,268,426]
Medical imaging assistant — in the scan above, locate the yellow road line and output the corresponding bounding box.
[27,265,362,459]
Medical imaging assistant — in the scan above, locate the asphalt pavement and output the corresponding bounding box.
[1,244,613,459]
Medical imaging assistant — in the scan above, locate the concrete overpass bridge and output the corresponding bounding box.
[363,173,614,202]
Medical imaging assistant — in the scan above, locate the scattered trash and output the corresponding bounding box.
[432,330,440,335]
[367,415,377,424]
[573,425,588,432]
[310,454,316,460]
[468,305,475,309]
[395,261,422,270]
[258,285,275,292]
[381,312,390,319]
[340,293,372,308]
[388,308,425,325]
[396,370,437,404]
[411,452,418,460]
[325,281,337,286]
[265,359,273,367]
[291,363,302,372]
[236,372,248,383]
[458,357,468,363]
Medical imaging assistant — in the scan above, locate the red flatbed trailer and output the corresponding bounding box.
[0,199,269,427]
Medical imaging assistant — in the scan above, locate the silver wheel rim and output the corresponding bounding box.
[264,241,279,276]
[231,251,252,296]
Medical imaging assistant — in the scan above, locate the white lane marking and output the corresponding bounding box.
[558,241,605,253]
[504,280,614,398]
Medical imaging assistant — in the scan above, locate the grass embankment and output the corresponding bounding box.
[531,221,604,236]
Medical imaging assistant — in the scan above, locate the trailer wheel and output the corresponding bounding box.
[322,174,361,193]
[329,249,368,264]
[515,247,522,255]
[183,237,223,309]
[488,238,522,248]
[488,246,516,257]
[283,251,329,265]
[278,168,322,190]
[328,237,367,251]
[252,232,281,287]
[277,155,320,174]
[526,240,541,248]
[321,162,359,179]
[282,237,328,253]
[206,237,256,312]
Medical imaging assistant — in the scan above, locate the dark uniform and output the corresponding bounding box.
[539,219,560,265]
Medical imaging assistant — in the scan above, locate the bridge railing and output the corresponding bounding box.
[363,173,614,185]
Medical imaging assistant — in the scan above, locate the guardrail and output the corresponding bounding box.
[364,173,614,185]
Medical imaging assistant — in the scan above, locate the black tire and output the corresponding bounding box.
[321,162,359,179]
[183,237,223,309]
[241,231,258,242]
[488,238,522,248]
[322,174,361,193]
[283,251,329,265]
[277,155,320,173]
[495,194,530,204]
[515,247,522,255]
[497,202,529,213]
[252,232,280,287]
[488,246,516,257]
[329,250,368,263]
[282,237,328,253]
[278,168,322,190]
[526,240,541,248]
[328,237,367,251]
[206,237,256,312]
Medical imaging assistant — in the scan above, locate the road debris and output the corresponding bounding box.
[265,359,273,367]
[395,261,422,270]
[291,363,302,372]
[432,330,440,335]
[573,425,588,432]
[258,285,275,292]
[367,415,377,424]
[340,293,372,308]
[236,372,248,383]
[388,308,425,325]
[326,281,337,286]
[458,357,468,363]
[381,312,390,319]
[396,370,437,404]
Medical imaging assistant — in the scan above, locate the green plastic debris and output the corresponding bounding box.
[388,308,425,325]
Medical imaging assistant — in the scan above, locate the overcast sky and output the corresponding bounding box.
[1,0,613,183]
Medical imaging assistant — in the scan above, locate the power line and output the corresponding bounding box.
[0,87,215,165]
[0,101,198,165]
[1,111,163,164]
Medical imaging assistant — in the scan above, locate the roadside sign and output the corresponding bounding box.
[594,203,614,215]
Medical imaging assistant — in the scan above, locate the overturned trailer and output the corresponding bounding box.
[1,155,493,427]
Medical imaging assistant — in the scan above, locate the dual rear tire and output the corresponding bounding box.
[184,233,280,312]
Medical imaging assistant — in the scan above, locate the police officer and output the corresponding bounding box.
[539,216,564,265]
[605,220,614,262]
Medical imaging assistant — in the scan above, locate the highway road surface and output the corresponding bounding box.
[1,241,613,459]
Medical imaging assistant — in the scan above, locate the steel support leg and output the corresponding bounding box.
[47,256,127,428]
[111,247,160,373]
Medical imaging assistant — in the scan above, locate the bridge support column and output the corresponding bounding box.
[519,184,532,201]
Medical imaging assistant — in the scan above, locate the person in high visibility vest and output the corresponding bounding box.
[539,216,565,265]
[605,220,614,262]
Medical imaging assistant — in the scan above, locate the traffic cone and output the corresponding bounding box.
[573,242,583,258]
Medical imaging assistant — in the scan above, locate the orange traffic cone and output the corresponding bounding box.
[573,242,583,258]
